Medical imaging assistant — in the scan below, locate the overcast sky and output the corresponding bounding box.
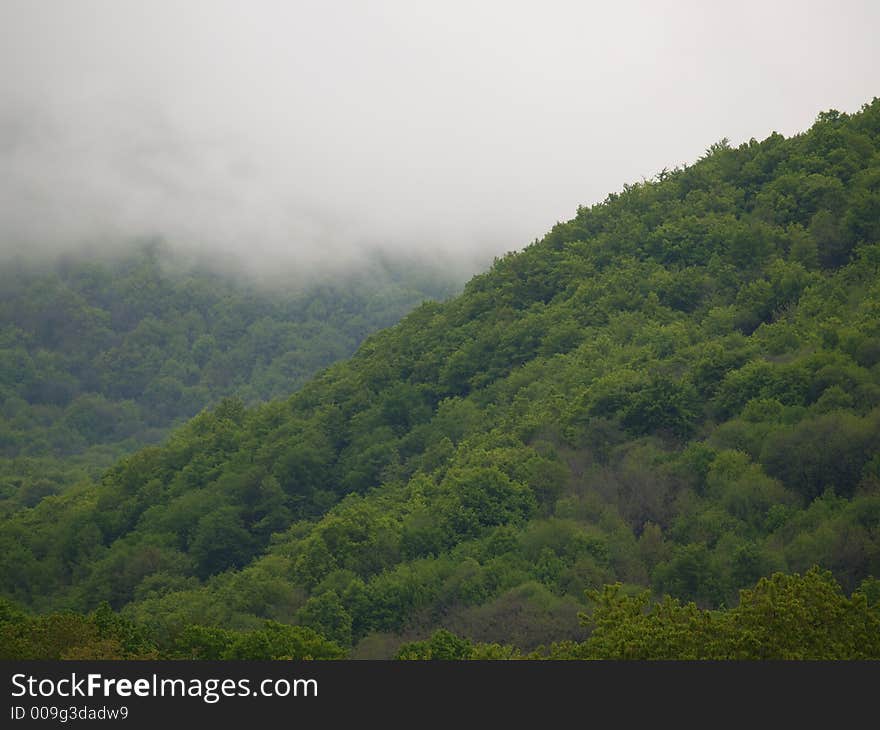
[1,0,878,276]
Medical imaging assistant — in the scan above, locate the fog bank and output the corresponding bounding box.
[1,1,878,278]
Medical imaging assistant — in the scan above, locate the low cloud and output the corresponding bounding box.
[1,1,878,280]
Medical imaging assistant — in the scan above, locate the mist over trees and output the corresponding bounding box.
[2,99,880,658]
[3,2,877,278]
[0,243,464,511]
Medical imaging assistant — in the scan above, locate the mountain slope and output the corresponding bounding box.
[2,100,879,657]
[0,245,461,513]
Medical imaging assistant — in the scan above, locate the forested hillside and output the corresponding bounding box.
[2,100,880,659]
[0,246,460,512]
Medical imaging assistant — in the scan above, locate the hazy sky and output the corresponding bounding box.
[1,0,878,276]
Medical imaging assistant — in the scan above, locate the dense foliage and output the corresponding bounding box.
[2,100,879,657]
[396,568,880,659]
[0,245,460,512]
[4,568,876,659]
[0,597,343,660]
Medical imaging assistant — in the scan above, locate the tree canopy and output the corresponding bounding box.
[2,99,880,658]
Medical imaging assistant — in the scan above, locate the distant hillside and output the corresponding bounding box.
[0,245,462,511]
[2,99,879,659]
